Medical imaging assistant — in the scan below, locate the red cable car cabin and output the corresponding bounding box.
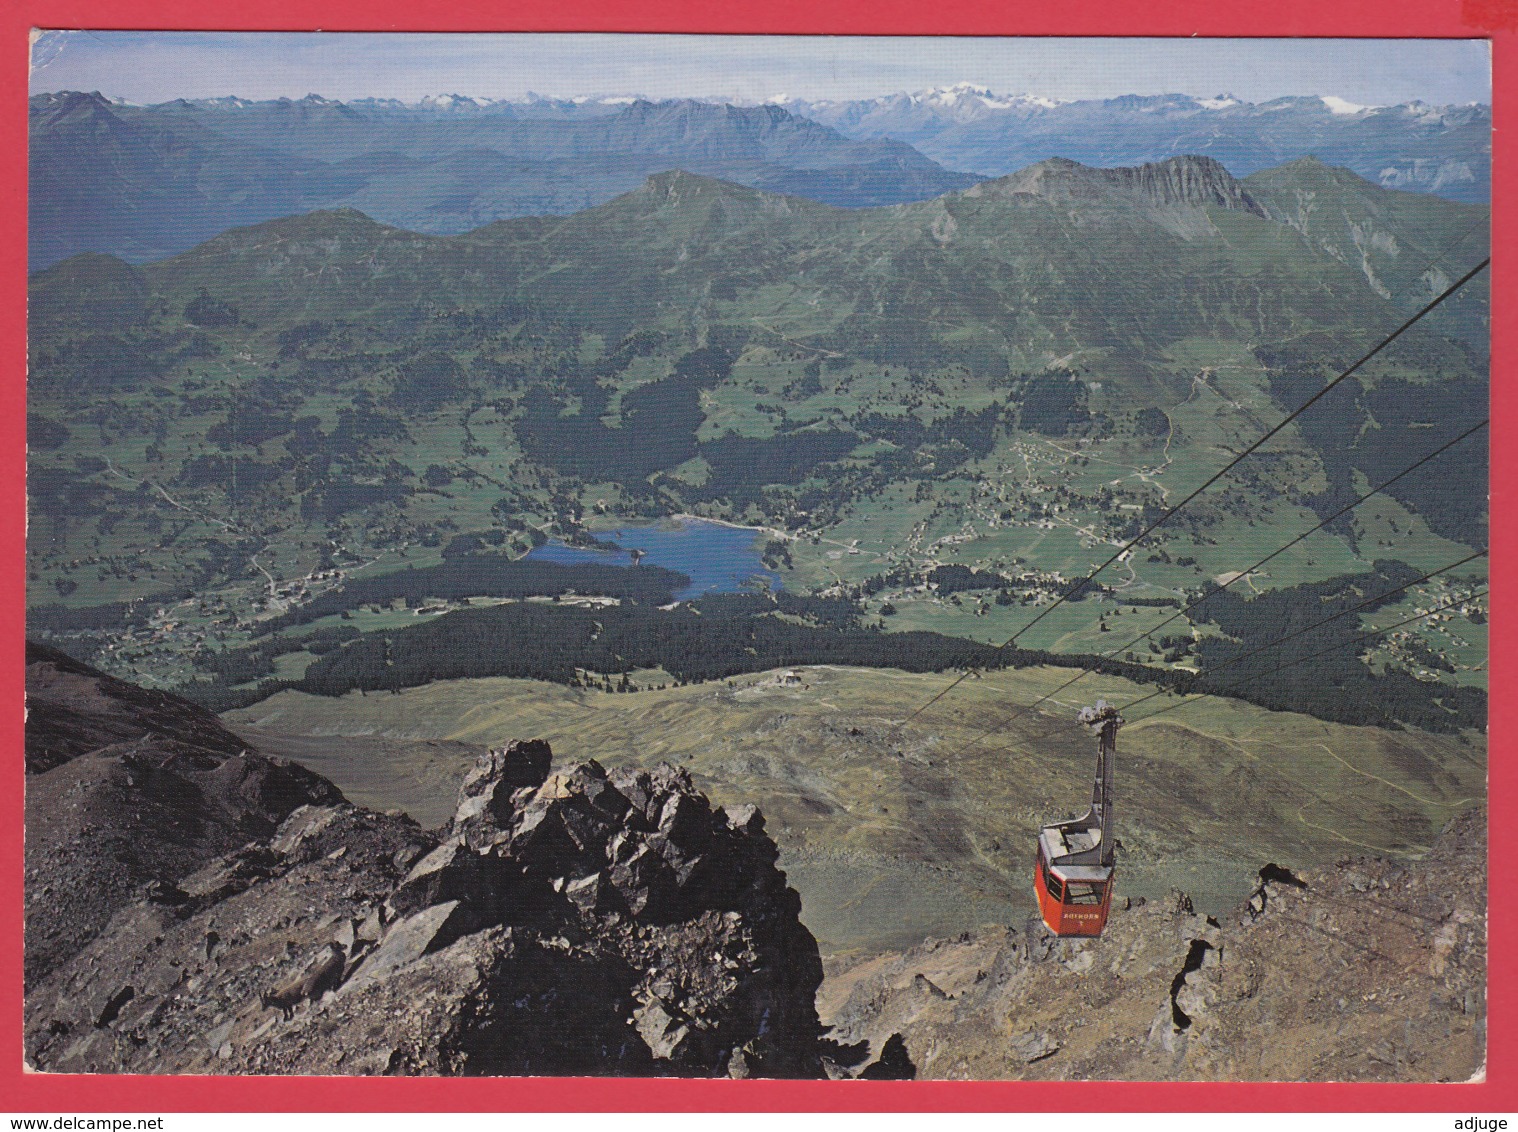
[1035,702,1122,938]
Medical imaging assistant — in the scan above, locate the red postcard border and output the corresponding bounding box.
[1,0,1509,1113]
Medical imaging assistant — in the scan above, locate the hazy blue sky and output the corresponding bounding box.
[28,32,1491,107]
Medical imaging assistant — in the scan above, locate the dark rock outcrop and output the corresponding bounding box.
[981,154,1267,217]
[26,735,828,1077]
[25,640,250,772]
[24,642,343,984]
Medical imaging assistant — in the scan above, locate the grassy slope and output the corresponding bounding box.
[227,663,1485,958]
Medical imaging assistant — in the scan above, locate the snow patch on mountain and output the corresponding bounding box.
[1321,95,1373,115]
[416,94,485,111]
[913,83,1063,111]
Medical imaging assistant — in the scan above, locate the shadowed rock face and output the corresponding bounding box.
[1044,155,1266,214]
[24,642,344,984]
[25,640,252,772]
[25,734,829,1077]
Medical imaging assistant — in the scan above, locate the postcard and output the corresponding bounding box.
[10,10,1506,1115]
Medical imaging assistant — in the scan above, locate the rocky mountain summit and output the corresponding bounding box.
[25,645,840,1075]
[982,154,1266,217]
[822,809,1486,1081]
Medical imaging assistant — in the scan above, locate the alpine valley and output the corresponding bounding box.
[25,83,1489,1080]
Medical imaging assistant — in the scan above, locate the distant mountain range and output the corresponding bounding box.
[784,86,1489,203]
[30,85,1489,270]
[99,154,1480,361]
[28,154,1488,545]
[431,83,1489,202]
[27,91,981,268]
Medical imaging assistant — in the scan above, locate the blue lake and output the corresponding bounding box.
[525,518,782,600]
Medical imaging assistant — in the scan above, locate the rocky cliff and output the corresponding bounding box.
[822,809,1486,1082]
[25,647,834,1076]
[26,742,831,1075]
[979,154,1267,216]
[24,641,343,984]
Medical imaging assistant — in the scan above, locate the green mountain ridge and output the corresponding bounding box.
[27,154,1488,723]
[38,156,1481,374]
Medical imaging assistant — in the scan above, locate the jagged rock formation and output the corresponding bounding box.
[985,154,1267,217]
[24,642,343,983]
[821,810,1485,1081]
[961,154,1273,244]
[25,729,830,1076]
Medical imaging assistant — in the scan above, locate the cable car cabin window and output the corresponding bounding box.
[1043,869,1063,902]
[1063,881,1105,905]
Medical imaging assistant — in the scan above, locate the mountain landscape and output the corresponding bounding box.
[30,85,1489,269]
[23,646,1485,1080]
[28,152,1489,718]
[24,645,841,1076]
[29,91,981,267]
[788,85,1491,203]
[25,72,1489,1080]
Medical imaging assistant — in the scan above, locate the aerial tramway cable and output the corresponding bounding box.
[900,254,1491,727]
[1007,548,1487,751]
[1095,548,1486,717]
[1025,560,1484,937]
[947,227,1490,937]
[1123,585,1487,728]
[941,417,1489,760]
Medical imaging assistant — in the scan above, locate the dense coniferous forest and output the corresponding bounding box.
[1182,561,1486,731]
[158,564,1485,732]
[255,556,691,633]
[1258,362,1489,547]
[246,599,1187,700]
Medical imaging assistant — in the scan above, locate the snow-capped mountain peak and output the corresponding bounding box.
[1321,95,1374,115]
[913,83,1064,112]
[416,93,484,111]
[920,82,996,104]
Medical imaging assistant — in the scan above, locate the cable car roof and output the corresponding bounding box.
[1039,826,1100,859]
[1048,862,1112,883]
